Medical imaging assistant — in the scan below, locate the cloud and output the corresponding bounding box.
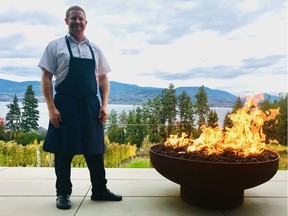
[241,55,286,70]
[0,34,42,58]
[65,0,286,47]
[0,34,26,50]
[0,8,59,25]
[148,66,237,80]
[140,0,286,45]
[147,54,287,81]
[120,49,143,55]
[0,66,39,78]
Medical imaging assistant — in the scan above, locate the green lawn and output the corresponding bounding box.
[265,144,288,170]
[119,157,152,168]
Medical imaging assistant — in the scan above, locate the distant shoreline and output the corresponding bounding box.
[0,78,282,107]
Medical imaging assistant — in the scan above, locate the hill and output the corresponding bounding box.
[0,78,280,107]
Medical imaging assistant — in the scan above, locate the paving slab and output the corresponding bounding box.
[0,167,88,179]
[0,167,286,216]
[245,181,287,198]
[105,168,167,180]
[106,179,180,196]
[223,197,288,216]
[76,197,224,216]
[0,179,91,196]
[269,170,288,182]
[0,197,83,216]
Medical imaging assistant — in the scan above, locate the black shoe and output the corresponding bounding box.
[56,195,71,209]
[91,189,122,201]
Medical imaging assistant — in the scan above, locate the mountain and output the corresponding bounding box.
[0,78,280,107]
[175,87,238,107]
[0,79,42,95]
[109,81,163,104]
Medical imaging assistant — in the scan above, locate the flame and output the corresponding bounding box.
[165,96,280,157]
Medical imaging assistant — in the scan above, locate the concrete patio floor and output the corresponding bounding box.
[0,167,287,216]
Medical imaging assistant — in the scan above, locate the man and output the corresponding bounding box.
[39,5,122,210]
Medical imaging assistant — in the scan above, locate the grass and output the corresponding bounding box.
[119,157,152,168]
[265,144,288,170]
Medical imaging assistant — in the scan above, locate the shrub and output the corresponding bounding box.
[0,140,137,168]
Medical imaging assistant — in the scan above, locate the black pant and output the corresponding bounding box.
[54,154,107,196]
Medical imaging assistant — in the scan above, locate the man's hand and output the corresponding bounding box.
[98,74,110,125]
[49,107,62,128]
[98,106,108,124]
[41,68,61,128]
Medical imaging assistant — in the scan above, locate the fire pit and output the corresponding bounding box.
[150,144,279,209]
[149,96,280,209]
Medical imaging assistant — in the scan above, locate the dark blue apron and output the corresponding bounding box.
[43,36,105,155]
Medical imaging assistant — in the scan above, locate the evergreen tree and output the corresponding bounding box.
[223,111,232,129]
[260,94,287,145]
[21,85,39,132]
[207,109,219,128]
[141,98,163,143]
[223,96,243,129]
[117,110,127,144]
[194,85,210,129]
[125,107,146,148]
[231,96,243,113]
[274,94,287,145]
[177,91,195,136]
[125,110,137,145]
[106,109,123,143]
[160,83,178,136]
[134,106,146,147]
[5,94,21,138]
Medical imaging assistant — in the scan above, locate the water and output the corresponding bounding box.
[0,102,137,129]
[0,102,231,129]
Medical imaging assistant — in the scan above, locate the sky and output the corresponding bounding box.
[0,0,286,96]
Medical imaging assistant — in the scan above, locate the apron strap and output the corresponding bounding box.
[65,35,95,60]
[65,35,73,57]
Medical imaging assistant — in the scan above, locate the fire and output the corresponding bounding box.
[165,95,280,157]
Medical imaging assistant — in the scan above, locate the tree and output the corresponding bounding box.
[0,116,6,140]
[231,96,243,113]
[194,85,210,129]
[134,106,146,147]
[21,85,39,132]
[223,96,243,129]
[160,83,178,136]
[207,109,219,128]
[177,91,195,136]
[106,109,123,143]
[223,111,232,130]
[259,93,287,145]
[141,97,163,143]
[274,94,287,145]
[125,108,145,148]
[124,110,134,144]
[5,94,21,138]
[117,110,128,144]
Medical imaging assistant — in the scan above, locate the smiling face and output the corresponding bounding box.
[65,9,87,41]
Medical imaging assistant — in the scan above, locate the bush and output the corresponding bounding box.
[0,140,137,168]
[0,140,36,166]
[16,131,45,146]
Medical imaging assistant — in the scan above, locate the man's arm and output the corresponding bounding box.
[41,68,61,128]
[98,74,110,124]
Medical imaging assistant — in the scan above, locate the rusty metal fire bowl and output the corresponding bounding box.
[150,144,279,209]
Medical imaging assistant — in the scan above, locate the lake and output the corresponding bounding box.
[0,102,231,129]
